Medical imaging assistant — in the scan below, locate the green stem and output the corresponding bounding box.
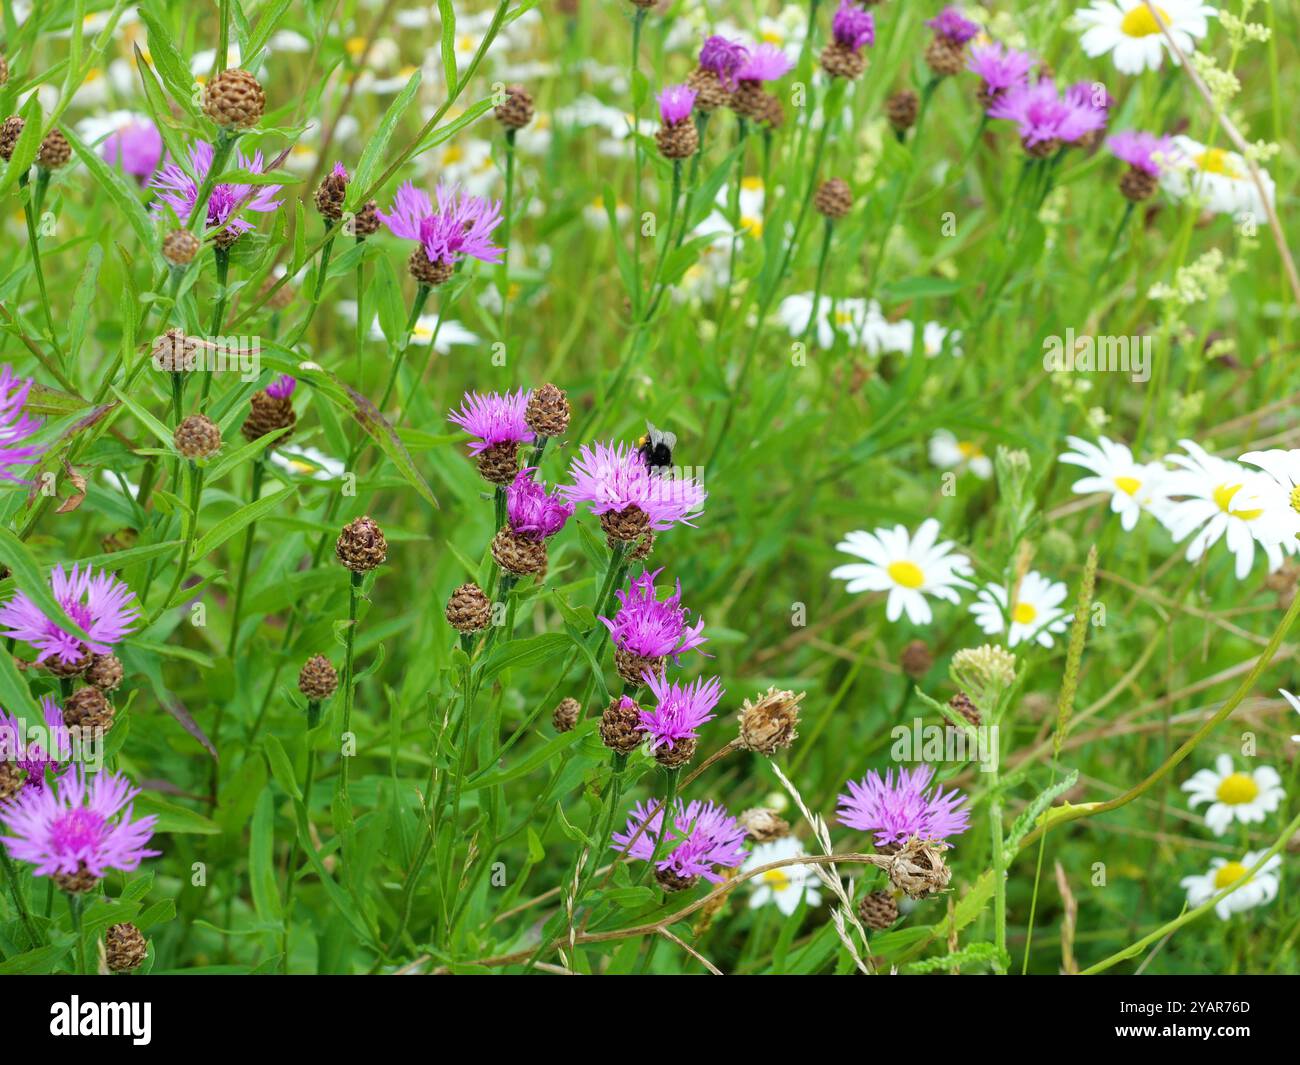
[226,459,265,658]
[375,284,432,416]
[68,892,88,975]
[641,768,680,886]
[0,849,38,948]
[498,128,516,340]
[199,245,231,410]
[154,462,204,621]
[337,570,364,809]
[628,8,648,318]
[18,171,60,352]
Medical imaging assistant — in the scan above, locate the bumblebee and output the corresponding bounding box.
[636,423,676,474]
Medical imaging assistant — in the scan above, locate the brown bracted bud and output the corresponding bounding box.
[54,863,100,894]
[736,687,804,756]
[729,81,766,123]
[686,67,728,112]
[886,89,920,133]
[614,646,665,687]
[36,128,71,169]
[0,115,25,162]
[882,837,952,899]
[314,166,349,221]
[494,85,535,130]
[655,867,700,893]
[820,41,866,80]
[857,890,899,931]
[45,651,91,679]
[0,55,8,88]
[445,582,492,633]
[599,505,650,543]
[352,200,381,237]
[84,654,124,693]
[298,654,339,701]
[655,120,698,160]
[900,639,933,679]
[813,178,853,220]
[599,696,643,755]
[335,516,388,573]
[1119,166,1159,202]
[475,440,520,485]
[0,762,23,803]
[241,390,296,445]
[654,735,696,769]
[738,807,790,843]
[162,229,201,267]
[63,686,115,736]
[105,922,149,972]
[490,527,548,577]
[924,36,965,78]
[949,691,981,726]
[409,247,454,287]
[203,68,266,128]
[174,414,222,459]
[552,697,580,733]
[524,383,570,438]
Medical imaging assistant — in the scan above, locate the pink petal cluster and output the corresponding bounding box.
[1107,130,1177,175]
[837,764,970,847]
[150,140,283,235]
[599,568,707,660]
[0,698,70,794]
[657,84,697,126]
[736,42,794,83]
[561,441,706,532]
[636,673,723,752]
[612,798,747,882]
[266,374,296,399]
[447,389,535,456]
[0,564,139,666]
[987,77,1108,149]
[377,181,503,269]
[0,365,44,483]
[505,469,574,541]
[831,0,876,51]
[967,42,1035,96]
[927,6,980,44]
[699,35,750,90]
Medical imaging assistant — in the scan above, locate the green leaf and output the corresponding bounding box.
[437,0,458,96]
[249,791,283,921]
[264,735,302,801]
[479,632,573,682]
[134,793,221,834]
[467,720,595,791]
[192,484,296,560]
[0,95,44,199]
[1005,770,1080,854]
[352,67,422,197]
[110,384,175,448]
[0,646,40,723]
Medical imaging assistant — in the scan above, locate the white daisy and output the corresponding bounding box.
[1075,0,1214,75]
[1059,435,1171,530]
[694,177,767,251]
[929,430,993,480]
[1161,440,1290,579]
[831,519,973,626]
[890,319,964,358]
[335,302,480,353]
[1280,689,1300,743]
[1161,135,1275,220]
[424,137,498,198]
[1181,754,1285,835]
[1180,850,1282,920]
[969,571,1072,648]
[1236,448,1300,547]
[268,447,346,483]
[741,837,822,916]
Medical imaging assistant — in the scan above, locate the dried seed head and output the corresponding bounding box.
[886,89,920,132]
[736,686,804,755]
[105,922,148,972]
[552,697,581,733]
[614,646,665,687]
[241,390,296,445]
[174,414,222,459]
[62,686,115,736]
[820,40,866,80]
[352,200,381,237]
[882,837,952,899]
[213,223,243,251]
[335,516,388,573]
[654,735,696,769]
[813,177,853,220]
[298,654,339,701]
[655,119,699,159]
[739,807,790,842]
[655,867,700,893]
[408,247,454,286]
[475,439,520,485]
[203,68,266,128]
[490,527,548,576]
[857,890,899,931]
[445,582,492,633]
[0,115,25,161]
[36,128,71,169]
[314,167,349,220]
[494,84,535,130]
[599,505,650,542]
[924,35,965,77]
[161,229,202,266]
[900,638,932,679]
[84,653,125,693]
[599,696,643,755]
[524,383,570,438]
[0,761,23,803]
[152,328,196,373]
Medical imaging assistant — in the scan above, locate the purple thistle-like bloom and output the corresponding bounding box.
[1107,130,1177,176]
[149,140,283,236]
[561,441,706,532]
[837,764,970,848]
[0,564,139,667]
[0,766,159,881]
[331,161,349,180]
[831,0,876,51]
[699,35,750,90]
[636,673,723,752]
[967,42,1035,96]
[377,181,504,268]
[102,117,163,183]
[600,568,708,661]
[505,468,574,541]
[987,78,1107,149]
[265,374,296,400]
[1065,80,1112,133]
[927,6,980,44]
[0,698,70,794]
[612,798,747,882]
[447,389,535,456]
[0,365,44,483]
[657,84,697,125]
[736,42,795,83]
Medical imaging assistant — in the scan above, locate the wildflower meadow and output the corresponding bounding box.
[1,0,1299,993]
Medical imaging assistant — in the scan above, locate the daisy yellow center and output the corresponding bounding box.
[741,177,764,193]
[413,324,433,339]
[1194,148,1240,178]
[741,215,763,238]
[1120,5,1169,37]
[442,144,464,164]
[1215,772,1259,805]
[1213,861,1250,890]
[762,869,791,891]
[958,441,982,459]
[887,561,925,589]
[760,29,784,45]
[345,36,368,57]
[1114,475,1142,496]
[1213,483,1263,521]
[1012,601,1038,625]
[1289,485,1300,515]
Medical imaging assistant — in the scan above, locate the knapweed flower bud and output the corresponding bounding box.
[105,922,148,972]
[813,178,853,220]
[314,162,349,221]
[739,807,789,842]
[152,328,195,374]
[614,646,666,687]
[736,686,804,755]
[409,246,454,287]
[552,697,581,733]
[654,734,696,769]
[0,115,24,161]
[0,762,22,803]
[924,7,980,78]
[241,375,296,444]
[0,55,8,87]
[857,889,899,930]
[949,690,980,726]
[613,530,655,562]
[298,654,339,701]
[883,837,952,899]
[600,505,651,543]
[161,229,201,266]
[490,527,548,576]
[599,695,643,755]
[63,686,115,735]
[655,84,698,160]
[84,653,124,693]
[900,638,932,679]
[655,867,700,893]
[886,89,919,133]
[55,864,100,895]
[174,414,221,460]
[1121,167,1157,201]
[36,128,71,169]
[445,582,492,633]
[335,516,388,573]
[494,84,535,130]
[203,68,266,128]
[45,651,90,678]
[686,67,728,112]
[524,383,570,438]
[1108,130,1173,203]
[352,200,381,237]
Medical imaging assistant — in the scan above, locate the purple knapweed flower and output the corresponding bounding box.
[447,389,535,456]
[377,181,503,269]
[561,441,706,532]
[0,698,70,795]
[1107,130,1177,176]
[987,77,1108,151]
[831,0,876,50]
[735,42,795,83]
[0,564,139,667]
[837,764,970,848]
[699,35,750,90]
[967,42,1035,100]
[0,766,159,882]
[1064,81,1112,136]
[612,798,747,882]
[102,116,164,183]
[265,374,296,400]
[505,468,574,541]
[0,365,44,483]
[927,6,980,44]
[600,569,708,661]
[149,140,283,236]
[636,673,723,753]
[657,84,697,126]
